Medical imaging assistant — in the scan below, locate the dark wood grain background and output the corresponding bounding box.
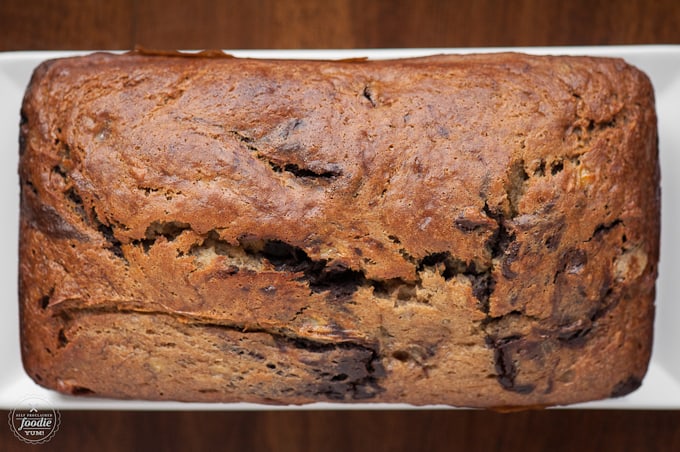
[1,0,679,451]
[2,0,680,51]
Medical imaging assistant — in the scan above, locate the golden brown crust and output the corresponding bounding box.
[19,52,659,407]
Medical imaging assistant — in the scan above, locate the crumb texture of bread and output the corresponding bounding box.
[18,52,659,407]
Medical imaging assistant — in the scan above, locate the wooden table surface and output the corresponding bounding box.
[1,1,679,451]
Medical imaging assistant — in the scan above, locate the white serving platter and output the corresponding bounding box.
[1,46,678,410]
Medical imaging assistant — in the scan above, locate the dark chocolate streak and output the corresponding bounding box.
[454,217,487,232]
[19,109,28,155]
[283,336,385,400]
[478,204,536,393]
[23,193,88,241]
[488,335,536,395]
[610,375,642,398]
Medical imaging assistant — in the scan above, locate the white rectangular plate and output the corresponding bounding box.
[1,46,678,410]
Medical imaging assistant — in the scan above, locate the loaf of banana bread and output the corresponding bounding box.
[18,51,659,408]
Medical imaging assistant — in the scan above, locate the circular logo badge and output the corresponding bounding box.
[7,395,61,445]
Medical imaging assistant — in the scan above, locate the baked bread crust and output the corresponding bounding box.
[18,52,659,407]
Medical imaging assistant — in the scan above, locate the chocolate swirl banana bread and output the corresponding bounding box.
[18,51,659,408]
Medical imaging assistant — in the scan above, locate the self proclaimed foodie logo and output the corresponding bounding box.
[8,395,61,444]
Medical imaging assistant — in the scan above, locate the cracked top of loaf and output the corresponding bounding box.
[19,52,659,407]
